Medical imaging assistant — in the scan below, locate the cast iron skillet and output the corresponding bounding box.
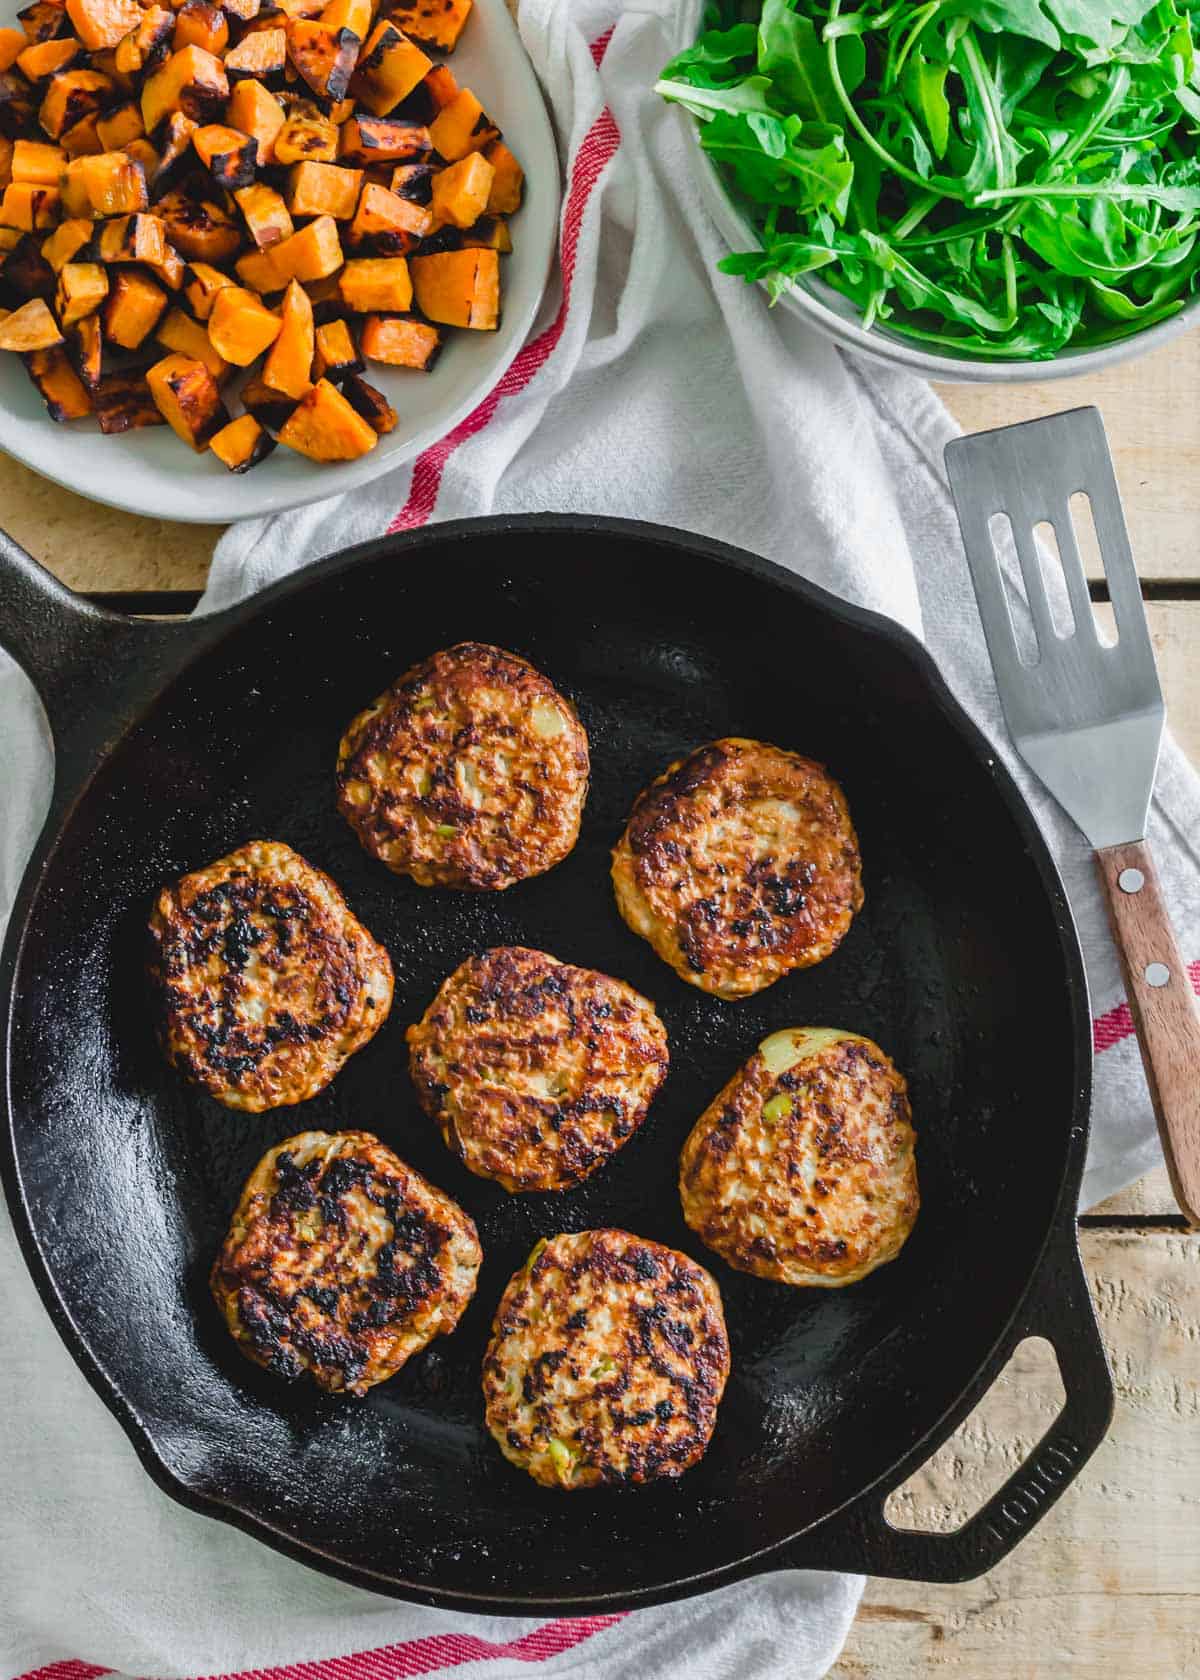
[0,517,1112,1613]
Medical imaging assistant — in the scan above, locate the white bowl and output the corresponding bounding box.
[676,0,1200,384]
[0,0,560,520]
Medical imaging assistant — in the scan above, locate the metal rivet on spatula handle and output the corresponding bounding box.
[1144,962,1171,987]
[1119,867,1145,893]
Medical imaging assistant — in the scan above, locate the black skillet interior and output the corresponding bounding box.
[5,524,1085,1608]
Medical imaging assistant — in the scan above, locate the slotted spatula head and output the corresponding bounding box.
[944,406,1164,851]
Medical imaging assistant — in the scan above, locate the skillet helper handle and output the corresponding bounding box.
[778,1225,1112,1583]
[1096,839,1200,1227]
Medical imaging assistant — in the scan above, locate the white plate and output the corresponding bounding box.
[0,0,560,520]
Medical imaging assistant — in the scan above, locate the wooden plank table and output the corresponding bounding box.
[1,335,1197,1677]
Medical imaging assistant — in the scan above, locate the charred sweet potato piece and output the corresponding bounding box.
[3,229,53,297]
[337,252,410,311]
[261,273,311,395]
[270,210,340,280]
[193,123,256,189]
[430,149,492,230]
[302,267,344,320]
[69,306,101,386]
[226,79,284,164]
[10,136,61,181]
[103,266,167,346]
[148,110,196,191]
[388,159,434,203]
[311,312,359,378]
[0,180,59,228]
[458,214,511,252]
[410,246,496,328]
[484,138,521,215]
[349,179,429,249]
[183,256,232,316]
[0,294,63,348]
[224,26,286,83]
[286,157,359,217]
[428,88,497,162]
[23,339,90,415]
[322,0,371,38]
[80,148,149,213]
[210,410,275,470]
[38,68,111,140]
[341,370,394,432]
[93,367,164,430]
[382,0,472,54]
[207,281,280,362]
[18,0,70,44]
[276,374,376,458]
[40,212,90,269]
[113,5,172,77]
[234,179,291,247]
[156,187,241,261]
[359,308,438,368]
[0,70,36,140]
[96,210,168,265]
[96,101,143,151]
[146,348,227,445]
[141,45,228,132]
[16,37,79,81]
[59,110,103,156]
[66,0,140,52]
[123,136,161,177]
[272,102,336,163]
[351,19,431,117]
[55,257,107,324]
[239,368,293,427]
[172,0,228,58]
[156,302,228,378]
[338,112,429,166]
[286,18,357,101]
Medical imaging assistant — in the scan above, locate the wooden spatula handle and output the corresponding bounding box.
[1096,840,1200,1226]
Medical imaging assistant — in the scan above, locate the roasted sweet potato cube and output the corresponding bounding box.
[192,123,257,189]
[0,69,36,140]
[11,136,62,182]
[96,101,143,151]
[410,246,496,328]
[382,0,472,53]
[224,26,286,83]
[148,109,195,190]
[389,159,434,203]
[428,212,511,253]
[352,19,431,117]
[113,6,173,78]
[60,111,103,156]
[276,375,376,458]
[312,313,359,378]
[80,148,148,213]
[226,79,284,164]
[0,32,24,77]
[423,63,459,110]
[0,137,12,187]
[93,368,164,431]
[286,157,360,217]
[303,268,344,320]
[359,309,438,368]
[66,0,140,51]
[337,253,410,312]
[239,369,294,427]
[285,18,358,103]
[430,149,492,230]
[428,88,498,164]
[55,258,107,324]
[123,136,161,179]
[210,411,275,470]
[40,213,90,269]
[321,0,370,38]
[17,37,80,80]
[235,180,292,248]
[272,103,336,163]
[18,0,71,45]
[96,210,167,265]
[141,45,227,132]
[234,241,286,290]
[103,266,167,346]
[341,371,394,432]
[270,210,341,280]
[224,0,262,20]
[58,153,89,214]
[69,307,101,386]
[0,295,63,348]
[156,302,229,379]
[183,256,232,317]
[23,340,90,416]
[4,230,54,296]
[349,179,429,250]
[207,282,281,363]
[0,180,60,228]
[38,68,111,140]
[172,0,227,57]
[484,138,521,215]
[338,113,430,166]
[146,349,227,446]
[261,274,312,396]
[156,187,241,261]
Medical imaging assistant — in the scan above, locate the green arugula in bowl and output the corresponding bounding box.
[657,0,1200,358]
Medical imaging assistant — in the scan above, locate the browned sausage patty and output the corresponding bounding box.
[482,1229,730,1488]
[336,642,590,890]
[148,840,393,1112]
[211,1130,482,1395]
[612,737,863,999]
[679,1028,918,1287]
[407,946,670,1194]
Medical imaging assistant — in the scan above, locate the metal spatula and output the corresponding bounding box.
[945,405,1200,1227]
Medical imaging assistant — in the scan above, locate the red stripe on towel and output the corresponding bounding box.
[1093,958,1200,1052]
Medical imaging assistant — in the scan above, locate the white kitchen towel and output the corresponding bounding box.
[3,0,1200,1677]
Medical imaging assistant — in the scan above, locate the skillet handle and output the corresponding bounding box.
[772,1219,1112,1584]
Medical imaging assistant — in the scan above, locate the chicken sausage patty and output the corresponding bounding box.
[611,737,863,999]
[482,1228,730,1489]
[211,1130,482,1395]
[148,840,393,1112]
[679,1028,918,1287]
[407,946,670,1194]
[336,642,590,891]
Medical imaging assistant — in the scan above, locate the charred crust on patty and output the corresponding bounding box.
[481,1228,730,1488]
[211,1130,482,1395]
[407,946,670,1193]
[679,1029,918,1287]
[336,642,590,891]
[611,737,863,999]
[147,841,393,1112]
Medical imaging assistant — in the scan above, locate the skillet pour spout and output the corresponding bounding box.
[0,517,1112,1609]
